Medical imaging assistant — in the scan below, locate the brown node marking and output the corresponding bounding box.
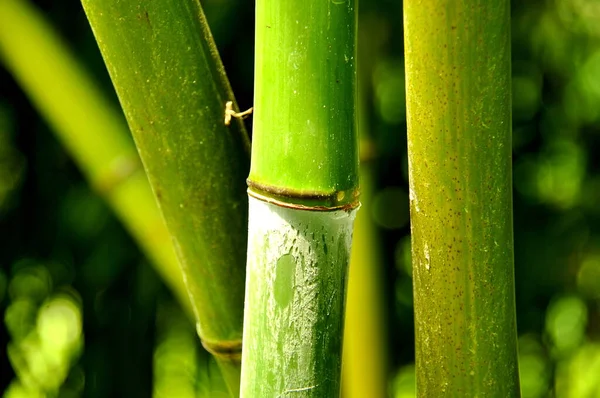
[200,338,242,361]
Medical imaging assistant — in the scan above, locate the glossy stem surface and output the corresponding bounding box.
[248,0,359,209]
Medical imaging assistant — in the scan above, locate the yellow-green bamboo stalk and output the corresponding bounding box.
[0,0,191,315]
[404,0,520,396]
[342,17,390,395]
[342,163,388,398]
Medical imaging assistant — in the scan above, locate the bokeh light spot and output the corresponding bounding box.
[512,64,542,122]
[545,295,588,357]
[535,140,585,209]
[4,299,38,341]
[518,334,550,398]
[37,294,83,354]
[577,254,600,298]
[373,59,406,125]
[555,342,600,397]
[8,260,52,303]
[3,381,45,398]
[393,364,416,398]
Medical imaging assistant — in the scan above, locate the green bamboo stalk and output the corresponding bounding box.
[403,0,520,396]
[341,22,389,394]
[79,0,250,394]
[0,0,192,315]
[342,163,387,398]
[240,1,359,396]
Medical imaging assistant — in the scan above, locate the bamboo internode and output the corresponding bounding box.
[404,0,520,395]
[79,0,251,394]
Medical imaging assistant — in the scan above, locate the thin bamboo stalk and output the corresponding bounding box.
[403,0,520,395]
[79,0,250,394]
[0,0,191,315]
[342,17,390,395]
[342,164,388,398]
[240,1,359,396]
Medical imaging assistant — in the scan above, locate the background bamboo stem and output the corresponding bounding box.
[0,0,192,316]
[342,164,388,398]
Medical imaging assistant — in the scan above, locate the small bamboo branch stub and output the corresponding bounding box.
[224,101,253,126]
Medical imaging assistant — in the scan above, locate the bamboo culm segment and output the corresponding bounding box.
[404,0,520,396]
[80,0,250,394]
[249,1,359,208]
[342,166,388,398]
[241,196,356,397]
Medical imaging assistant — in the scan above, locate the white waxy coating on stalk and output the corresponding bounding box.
[241,196,357,397]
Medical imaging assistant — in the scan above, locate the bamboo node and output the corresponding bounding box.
[224,100,253,126]
[200,336,242,361]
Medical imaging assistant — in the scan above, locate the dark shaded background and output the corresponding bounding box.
[1,0,599,396]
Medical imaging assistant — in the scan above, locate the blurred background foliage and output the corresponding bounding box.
[0,0,599,396]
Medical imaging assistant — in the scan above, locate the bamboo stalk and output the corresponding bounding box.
[79,0,250,394]
[0,0,192,315]
[240,1,359,396]
[342,14,389,398]
[342,164,388,398]
[403,0,520,396]
[342,22,389,394]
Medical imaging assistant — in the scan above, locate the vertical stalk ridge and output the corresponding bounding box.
[242,0,359,396]
[80,0,250,394]
[404,0,520,396]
